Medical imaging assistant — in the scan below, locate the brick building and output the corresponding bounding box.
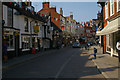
[97,0,120,57]
[38,2,62,48]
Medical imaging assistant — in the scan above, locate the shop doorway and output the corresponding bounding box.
[15,32,20,57]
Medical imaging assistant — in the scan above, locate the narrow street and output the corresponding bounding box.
[3,47,105,79]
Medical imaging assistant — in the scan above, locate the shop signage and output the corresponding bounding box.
[33,26,39,33]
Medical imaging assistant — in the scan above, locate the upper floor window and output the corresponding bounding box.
[105,2,108,19]
[7,7,13,27]
[110,0,114,16]
[24,18,29,32]
[117,0,120,12]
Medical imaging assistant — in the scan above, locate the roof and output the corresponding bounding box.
[3,2,46,23]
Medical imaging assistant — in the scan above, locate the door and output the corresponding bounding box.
[15,31,20,56]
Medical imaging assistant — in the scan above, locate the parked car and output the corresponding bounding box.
[72,42,81,48]
[87,41,93,46]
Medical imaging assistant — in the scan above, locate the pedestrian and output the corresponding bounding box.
[94,48,97,59]
[2,40,8,62]
[116,40,120,63]
[70,41,72,47]
[32,45,36,54]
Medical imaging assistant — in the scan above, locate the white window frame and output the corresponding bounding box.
[117,0,120,12]
[110,0,114,16]
[105,2,108,19]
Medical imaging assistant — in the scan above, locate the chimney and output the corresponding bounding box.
[43,2,49,9]
[60,8,63,15]
[70,12,73,20]
[50,5,56,12]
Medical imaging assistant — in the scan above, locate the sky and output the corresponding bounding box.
[32,2,101,22]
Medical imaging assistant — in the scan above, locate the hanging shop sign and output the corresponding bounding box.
[33,26,39,33]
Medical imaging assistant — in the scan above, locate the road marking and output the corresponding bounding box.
[55,54,74,79]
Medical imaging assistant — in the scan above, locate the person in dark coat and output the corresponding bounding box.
[3,40,8,62]
[94,48,97,59]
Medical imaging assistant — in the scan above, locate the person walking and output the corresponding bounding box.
[3,40,8,62]
[116,40,120,63]
[32,45,36,54]
[94,48,97,59]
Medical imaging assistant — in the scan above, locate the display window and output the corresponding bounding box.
[22,36,30,49]
[3,31,14,50]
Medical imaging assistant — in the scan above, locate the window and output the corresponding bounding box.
[22,36,30,49]
[105,2,108,19]
[117,0,120,11]
[110,0,114,16]
[3,31,14,49]
[24,18,29,32]
[7,7,13,27]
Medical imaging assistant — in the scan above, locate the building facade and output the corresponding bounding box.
[97,0,120,57]
[2,2,46,59]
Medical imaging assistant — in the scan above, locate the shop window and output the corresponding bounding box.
[22,36,30,49]
[7,7,13,27]
[24,18,29,32]
[3,31,14,49]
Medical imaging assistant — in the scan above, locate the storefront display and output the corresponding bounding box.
[3,30,14,50]
[22,36,30,49]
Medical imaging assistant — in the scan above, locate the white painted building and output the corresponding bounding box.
[2,2,46,58]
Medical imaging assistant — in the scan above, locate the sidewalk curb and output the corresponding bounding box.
[92,59,109,78]
[2,50,57,70]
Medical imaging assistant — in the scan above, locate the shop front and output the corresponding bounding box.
[21,35,31,55]
[3,28,20,58]
[97,17,120,57]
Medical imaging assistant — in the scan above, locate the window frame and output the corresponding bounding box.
[7,7,13,27]
[105,2,108,19]
[117,0,120,12]
[24,17,29,32]
[110,0,114,16]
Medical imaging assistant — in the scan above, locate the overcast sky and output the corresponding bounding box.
[32,2,101,22]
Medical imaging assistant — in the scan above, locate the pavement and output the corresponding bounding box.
[88,45,120,79]
[2,49,58,70]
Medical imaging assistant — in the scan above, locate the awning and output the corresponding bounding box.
[96,18,120,36]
